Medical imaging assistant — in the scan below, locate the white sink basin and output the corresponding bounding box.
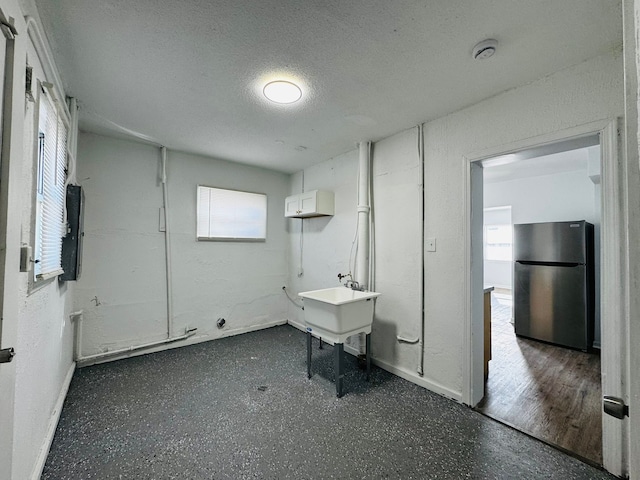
[298,287,381,344]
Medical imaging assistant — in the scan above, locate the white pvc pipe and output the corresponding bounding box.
[397,335,419,344]
[161,147,174,338]
[357,142,371,354]
[368,142,375,293]
[418,125,425,376]
[356,142,371,288]
[75,330,197,365]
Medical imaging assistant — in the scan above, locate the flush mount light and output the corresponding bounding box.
[263,80,302,104]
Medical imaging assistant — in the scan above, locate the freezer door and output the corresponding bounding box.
[514,221,587,264]
[514,262,589,350]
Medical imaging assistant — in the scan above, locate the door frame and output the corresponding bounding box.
[462,118,627,476]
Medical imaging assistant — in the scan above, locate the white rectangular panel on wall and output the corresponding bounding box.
[197,185,267,241]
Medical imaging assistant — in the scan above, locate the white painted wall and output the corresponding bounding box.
[423,52,623,397]
[483,206,512,289]
[287,52,624,404]
[485,169,597,224]
[0,3,76,479]
[286,129,455,398]
[285,149,360,322]
[75,133,289,359]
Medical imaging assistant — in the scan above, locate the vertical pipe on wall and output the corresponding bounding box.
[357,142,371,354]
[418,125,425,376]
[356,141,371,288]
[161,147,174,338]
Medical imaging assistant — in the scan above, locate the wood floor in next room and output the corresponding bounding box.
[477,294,602,465]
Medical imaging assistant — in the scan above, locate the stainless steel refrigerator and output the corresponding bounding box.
[513,220,595,351]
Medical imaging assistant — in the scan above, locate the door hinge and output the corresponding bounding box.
[603,396,629,419]
[0,347,15,363]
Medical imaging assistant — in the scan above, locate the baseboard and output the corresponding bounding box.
[78,319,289,367]
[287,318,307,333]
[31,361,76,480]
[371,357,462,402]
[287,320,462,402]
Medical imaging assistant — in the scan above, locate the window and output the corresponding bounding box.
[196,186,267,241]
[484,224,513,261]
[34,86,68,280]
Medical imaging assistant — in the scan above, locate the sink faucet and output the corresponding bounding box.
[345,280,365,291]
[338,272,365,291]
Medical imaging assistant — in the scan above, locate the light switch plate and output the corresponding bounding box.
[426,238,436,252]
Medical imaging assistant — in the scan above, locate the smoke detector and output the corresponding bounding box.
[472,39,498,60]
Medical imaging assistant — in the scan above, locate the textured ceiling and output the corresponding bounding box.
[35,0,622,173]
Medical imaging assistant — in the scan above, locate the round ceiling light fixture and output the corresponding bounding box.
[472,39,498,60]
[263,80,302,104]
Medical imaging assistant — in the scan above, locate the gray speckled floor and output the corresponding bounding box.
[43,325,615,479]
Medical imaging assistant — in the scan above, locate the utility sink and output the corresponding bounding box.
[299,286,381,398]
[298,287,381,344]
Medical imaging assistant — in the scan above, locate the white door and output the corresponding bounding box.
[463,120,628,477]
[0,12,18,479]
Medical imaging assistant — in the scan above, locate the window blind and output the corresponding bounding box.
[196,186,267,241]
[34,88,67,279]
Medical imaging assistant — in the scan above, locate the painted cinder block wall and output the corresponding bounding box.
[288,51,624,400]
[421,51,622,395]
[74,133,290,359]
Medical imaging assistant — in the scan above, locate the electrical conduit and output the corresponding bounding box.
[161,146,174,338]
[418,124,425,376]
[395,125,426,376]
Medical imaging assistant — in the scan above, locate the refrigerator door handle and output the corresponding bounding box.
[516,260,582,267]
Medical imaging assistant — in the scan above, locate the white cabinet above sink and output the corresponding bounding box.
[284,190,334,218]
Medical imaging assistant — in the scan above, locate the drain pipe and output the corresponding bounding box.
[357,141,371,354]
[356,141,371,288]
[74,330,197,365]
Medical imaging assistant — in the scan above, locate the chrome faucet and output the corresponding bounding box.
[338,272,365,291]
[345,279,365,291]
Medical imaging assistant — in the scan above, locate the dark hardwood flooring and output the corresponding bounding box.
[476,297,603,465]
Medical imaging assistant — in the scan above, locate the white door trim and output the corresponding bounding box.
[462,118,627,476]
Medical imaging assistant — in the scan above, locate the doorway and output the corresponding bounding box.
[476,142,602,464]
[462,119,626,477]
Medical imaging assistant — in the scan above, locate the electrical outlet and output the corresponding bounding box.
[426,238,436,252]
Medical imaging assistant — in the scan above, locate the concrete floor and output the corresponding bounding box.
[43,325,615,479]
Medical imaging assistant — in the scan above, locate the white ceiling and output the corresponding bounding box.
[34,0,622,173]
[483,145,599,184]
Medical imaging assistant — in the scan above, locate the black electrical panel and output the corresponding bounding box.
[61,185,84,281]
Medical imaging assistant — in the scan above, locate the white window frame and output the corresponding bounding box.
[196,185,267,242]
[484,223,513,262]
[33,83,68,282]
